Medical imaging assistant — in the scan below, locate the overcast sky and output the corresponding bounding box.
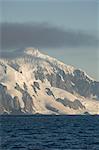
[0,0,99,80]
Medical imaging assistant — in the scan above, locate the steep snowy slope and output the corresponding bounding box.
[0,48,99,115]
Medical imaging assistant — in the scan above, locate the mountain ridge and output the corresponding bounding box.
[0,48,99,115]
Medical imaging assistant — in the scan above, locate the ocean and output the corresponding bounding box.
[0,115,99,150]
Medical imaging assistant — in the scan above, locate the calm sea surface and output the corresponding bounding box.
[0,115,99,150]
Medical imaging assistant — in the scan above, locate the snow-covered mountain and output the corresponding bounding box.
[0,48,99,115]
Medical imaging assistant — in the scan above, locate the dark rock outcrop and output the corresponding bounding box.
[56,98,85,110]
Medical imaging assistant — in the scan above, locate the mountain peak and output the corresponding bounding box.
[24,47,41,57]
[0,47,99,115]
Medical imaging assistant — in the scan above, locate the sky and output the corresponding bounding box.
[0,0,99,80]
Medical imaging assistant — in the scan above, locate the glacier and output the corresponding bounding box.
[0,48,99,115]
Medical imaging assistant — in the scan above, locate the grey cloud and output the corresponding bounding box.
[0,22,98,51]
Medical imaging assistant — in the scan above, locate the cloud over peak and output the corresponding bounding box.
[0,22,98,51]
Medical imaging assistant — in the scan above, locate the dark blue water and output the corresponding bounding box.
[0,115,99,150]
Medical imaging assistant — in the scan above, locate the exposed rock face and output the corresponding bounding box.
[46,68,99,99]
[56,98,85,110]
[0,48,99,115]
[22,91,34,113]
[91,81,99,98]
[34,82,40,90]
[33,62,99,99]
[13,96,20,110]
[34,66,45,82]
[23,82,28,91]
[31,82,40,94]
[46,73,74,94]
[8,62,20,72]
[0,84,13,112]
[0,62,7,74]
[45,88,55,98]
[45,104,59,114]
[15,83,34,113]
[11,96,23,115]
